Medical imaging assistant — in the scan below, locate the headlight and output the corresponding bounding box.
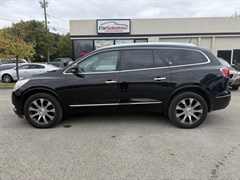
[13,79,29,91]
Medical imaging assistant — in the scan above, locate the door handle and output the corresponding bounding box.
[105,80,117,84]
[154,77,166,81]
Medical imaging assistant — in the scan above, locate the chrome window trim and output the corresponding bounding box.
[69,101,162,107]
[63,47,210,75]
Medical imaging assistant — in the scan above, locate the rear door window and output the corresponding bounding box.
[159,49,208,66]
[30,65,45,69]
[121,49,166,70]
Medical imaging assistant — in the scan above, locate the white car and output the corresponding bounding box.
[0,63,60,83]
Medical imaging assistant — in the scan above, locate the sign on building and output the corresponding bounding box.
[97,19,130,34]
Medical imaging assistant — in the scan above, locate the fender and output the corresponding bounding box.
[21,86,65,110]
[165,85,213,114]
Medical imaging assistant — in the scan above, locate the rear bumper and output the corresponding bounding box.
[212,91,231,111]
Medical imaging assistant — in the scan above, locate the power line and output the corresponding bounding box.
[0,17,19,22]
[2,4,68,24]
[47,14,68,23]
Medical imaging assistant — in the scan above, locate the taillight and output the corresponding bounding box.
[220,68,230,78]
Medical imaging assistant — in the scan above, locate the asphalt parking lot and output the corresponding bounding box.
[0,89,239,179]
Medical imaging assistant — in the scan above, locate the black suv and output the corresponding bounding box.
[12,43,231,128]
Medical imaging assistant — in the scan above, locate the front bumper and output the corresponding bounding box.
[212,91,231,111]
[13,107,23,118]
[12,92,24,118]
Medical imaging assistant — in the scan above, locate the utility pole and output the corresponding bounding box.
[40,0,50,62]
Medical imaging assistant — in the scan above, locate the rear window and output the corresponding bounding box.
[159,49,208,66]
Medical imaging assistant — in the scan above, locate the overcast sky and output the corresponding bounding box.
[0,0,239,34]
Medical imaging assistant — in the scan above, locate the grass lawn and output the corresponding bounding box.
[0,82,15,88]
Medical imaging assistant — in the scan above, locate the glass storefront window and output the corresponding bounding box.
[73,38,149,59]
[115,39,134,45]
[73,40,94,59]
[135,39,148,43]
[94,40,114,49]
[233,49,240,64]
[217,50,232,64]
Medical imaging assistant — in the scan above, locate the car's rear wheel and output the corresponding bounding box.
[23,93,63,128]
[2,74,13,83]
[168,92,208,128]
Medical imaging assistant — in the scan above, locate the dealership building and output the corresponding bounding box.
[69,17,240,64]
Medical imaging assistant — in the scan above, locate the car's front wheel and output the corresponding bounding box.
[23,93,63,128]
[168,92,208,128]
[2,74,13,83]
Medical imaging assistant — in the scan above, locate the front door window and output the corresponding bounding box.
[77,51,119,73]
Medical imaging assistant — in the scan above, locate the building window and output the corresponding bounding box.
[73,40,94,59]
[135,39,148,43]
[217,50,232,64]
[233,49,240,64]
[115,39,134,45]
[94,40,114,49]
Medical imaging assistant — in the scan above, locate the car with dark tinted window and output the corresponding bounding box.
[12,43,231,128]
[47,57,73,68]
[218,58,240,90]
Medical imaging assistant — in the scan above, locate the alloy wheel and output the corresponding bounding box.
[28,98,56,125]
[2,75,12,83]
[175,98,203,125]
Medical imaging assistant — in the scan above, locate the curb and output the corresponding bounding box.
[0,87,13,89]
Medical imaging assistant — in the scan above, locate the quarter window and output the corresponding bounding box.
[159,49,208,65]
[78,51,119,73]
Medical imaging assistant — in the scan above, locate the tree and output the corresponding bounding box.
[7,20,49,62]
[3,20,72,62]
[56,33,72,58]
[232,11,240,17]
[0,29,35,80]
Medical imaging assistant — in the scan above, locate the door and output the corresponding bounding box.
[119,49,171,105]
[64,51,120,106]
[18,64,31,79]
[29,64,46,76]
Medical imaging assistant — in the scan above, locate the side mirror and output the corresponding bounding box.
[70,67,84,78]
[70,67,78,74]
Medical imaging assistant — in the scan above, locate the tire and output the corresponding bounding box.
[232,86,239,90]
[2,74,13,83]
[23,93,63,128]
[168,92,208,128]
